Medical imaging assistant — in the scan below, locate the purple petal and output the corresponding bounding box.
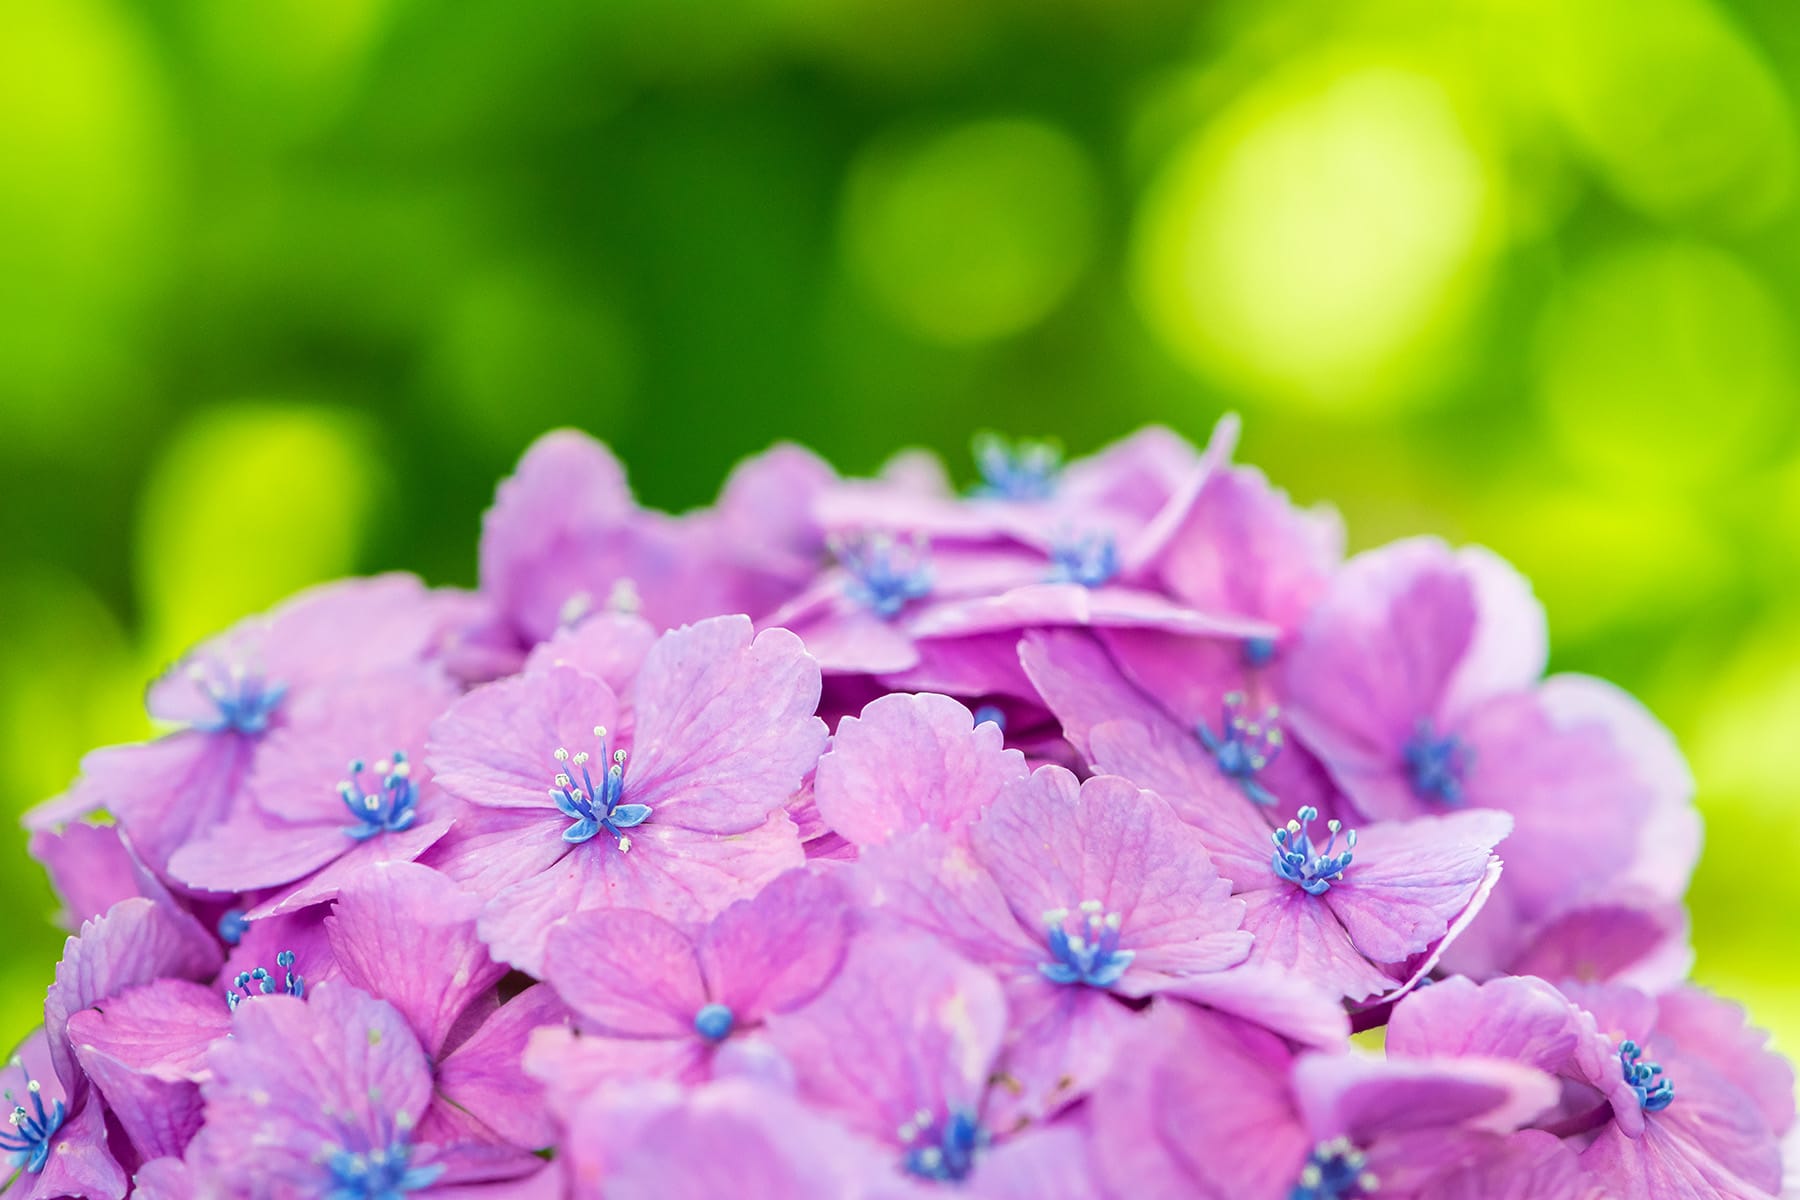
[964,1123,1104,1200]
[168,811,356,894]
[67,978,227,1083]
[428,664,624,812]
[542,907,705,1036]
[599,1080,897,1200]
[627,617,827,833]
[434,985,570,1150]
[524,1025,707,1118]
[1018,629,1172,762]
[1414,1130,1604,1200]
[1580,1077,1783,1199]
[815,693,1027,848]
[1386,975,1586,1073]
[1153,963,1350,1048]
[700,868,854,1019]
[479,430,694,642]
[856,831,1041,968]
[1282,538,1479,819]
[45,733,253,881]
[1292,1051,1559,1143]
[910,582,1271,640]
[22,1089,127,1200]
[246,811,457,918]
[1323,809,1510,965]
[996,978,1142,1120]
[1237,886,1397,1002]
[478,810,804,976]
[326,861,508,1057]
[522,611,658,692]
[763,932,1006,1143]
[1656,986,1797,1141]
[28,823,143,930]
[1500,898,1693,990]
[246,665,457,825]
[971,768,1250,990]
[45,898,221,1095]
[1438,546,1549,720]
[1088,1001,1308,1200]
[196,982,433,1189]
[1139,455,1343,633]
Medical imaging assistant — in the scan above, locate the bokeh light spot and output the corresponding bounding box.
[841,117,1099,345]
[0,0,173,444]
[135,405,383,667]
[428,265,635,444]
[1537,0,1797,230]
[1537,239,1795,487]
[1133,61,1497,413]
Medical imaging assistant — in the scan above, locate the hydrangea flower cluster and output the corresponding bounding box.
[12,418,1795,1199]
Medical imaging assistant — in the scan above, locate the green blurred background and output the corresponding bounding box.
[4,0,1798,1054]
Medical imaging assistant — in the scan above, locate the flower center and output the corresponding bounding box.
[971,434,1061,501]
[1038,900,1134,988]
[0,1057,65,1176]
[189,659,287,735]
[832,532,933,618]
[226,950,305,1011]
[549,727,651,851]
[1243,635,1278,668]
[1198,693,1283,807]
[898,1107,987,1183]
[1402,720,1472,805]
[218,909,250,946]
[339,753,421,840]
[323,1135,443,1198]
[1620,1039,1674,1112]
[1271,807,1357,896]
[693,1003,735,1043]
[1046,532,1119,588]
[1290,1137,1379,1200]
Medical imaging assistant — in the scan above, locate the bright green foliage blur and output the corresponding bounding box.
[3,0,1798,1054]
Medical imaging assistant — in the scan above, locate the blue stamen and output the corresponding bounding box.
[1046,531,1119,588]
[1198,693,1283,807]
[0,1057,65,1176]
[1403,719,1473,806]
[188,660,287,735]
[832,532,932,618]
[898,1107,987,1183]
[218,909,250,946]
[225,949,305,1011]
[1271,807,1357,896]
[338,752,421,840]
[548,727,651,850]
[971,705,1006,731]
[1620,1040,1674,1112]
[1243,635,1278,668]
[1290,1137,1378,1200]
[693,1003,735,1043]
[1038,900,1135,988]
[971,434,1061,501]
[323,1132,443,1200]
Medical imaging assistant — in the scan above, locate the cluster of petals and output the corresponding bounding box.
[10,419,1789,1199]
